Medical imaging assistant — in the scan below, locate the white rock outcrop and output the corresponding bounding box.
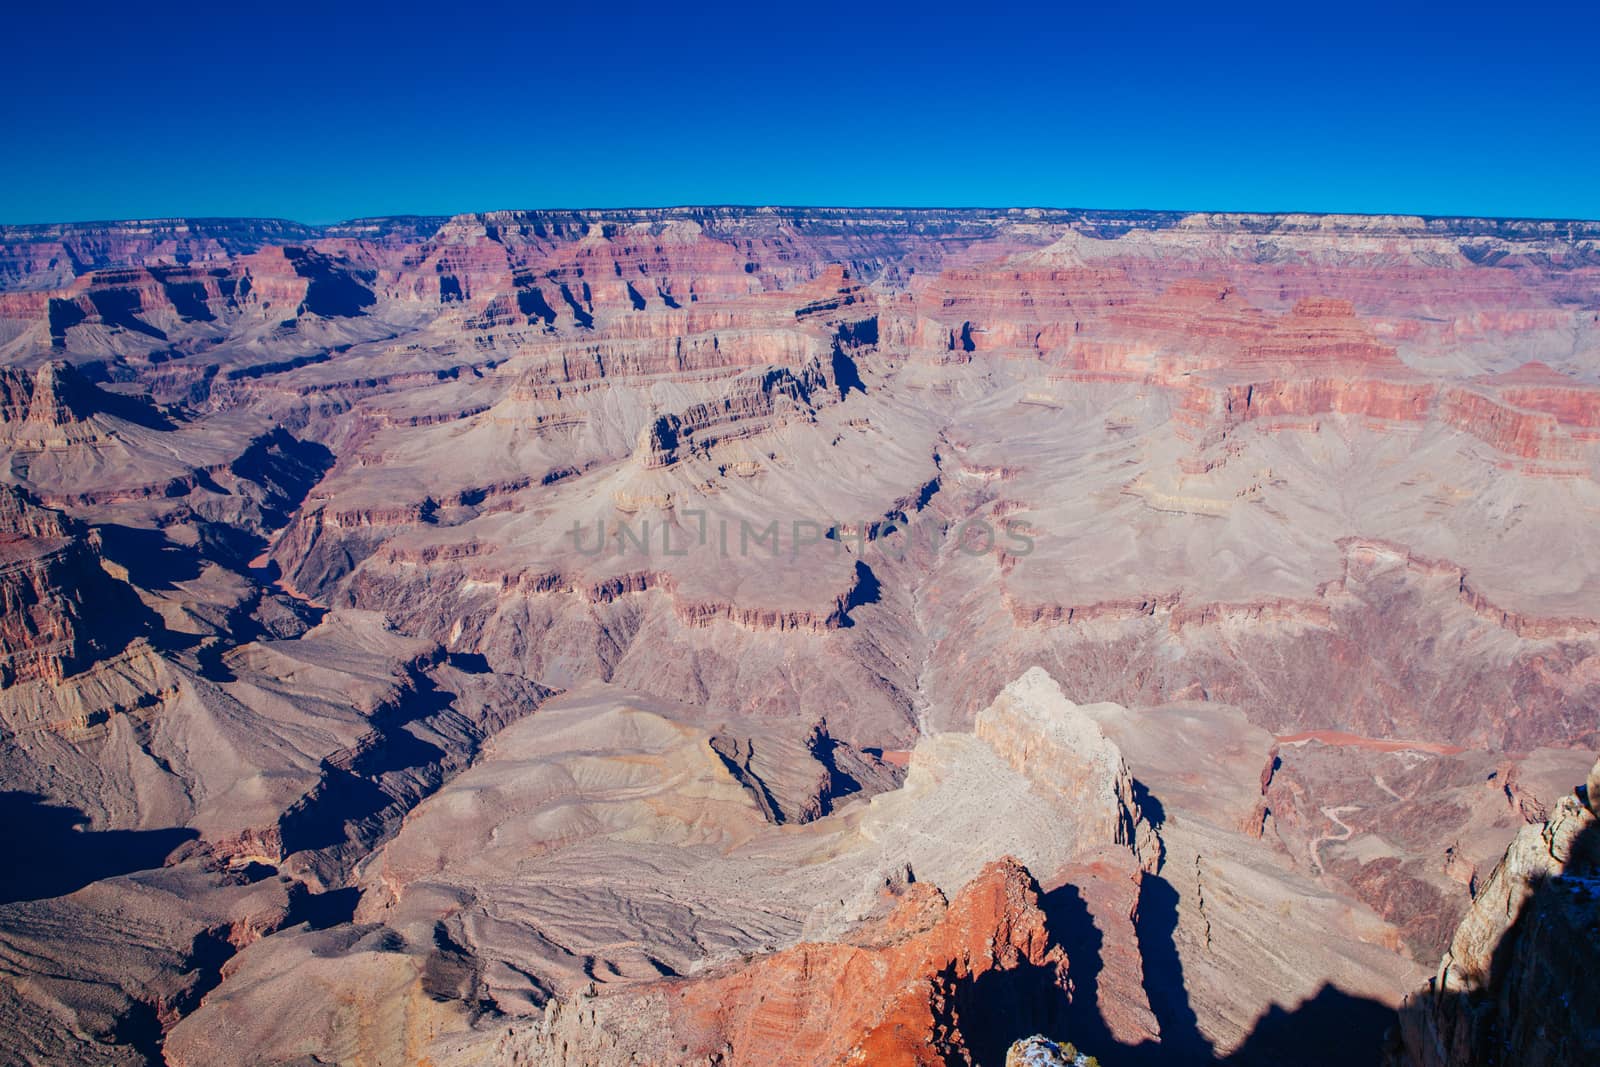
[976,666,1162,872]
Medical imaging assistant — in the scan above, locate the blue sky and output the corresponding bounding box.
[3,1,1595,222]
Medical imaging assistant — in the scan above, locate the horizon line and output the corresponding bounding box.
[5,204,1600,230]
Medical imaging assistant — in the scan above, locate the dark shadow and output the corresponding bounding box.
[197,518,277,574]
[277,768,398,853]
[47,297,86,345]
[0,792,197,904]
[224,860,278,884]
[87,288,168,340]
[950,956,1073,1066]
[87,385,178,430]
[1002,781,1600,1067]
[1037,883,1118,1059]
[806,728,875,810]
[516,283,559,325]
[836,317,878,348]
[65,543,166,670]
[223,351,332,381]
[446,651,492,674]
[709,736,787,825]
[558,282,594,328]
[831,342,866,398]
[1136,873,1215,1065]
[246,588,323,642]
[1224,985,1397,1066]
[276,675,455,854]
[193,637,238,683]
[835,560,882,628]
[228,427,335,530]
[152,270,216,321]
[28,361,174,429]
[96,524,205,590]
[541,465,580,485]
[110,999,165,1064]
[1384,800,1600,1066]
[421,921,482,1003]
[285,247,376,317]
[994,779,1402,1067]
[289,885,363,930]
[1131,778,1165,827]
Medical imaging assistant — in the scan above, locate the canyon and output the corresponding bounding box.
[0,207,1597,1065]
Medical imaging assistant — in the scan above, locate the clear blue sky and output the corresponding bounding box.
[4,0,1596,223]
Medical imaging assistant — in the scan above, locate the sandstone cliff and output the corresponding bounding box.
[975,667,1161,873]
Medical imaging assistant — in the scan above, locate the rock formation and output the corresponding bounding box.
[975,667,1161,872]
[1393,757,1600,1067]
[0,207,1597,1064]
[1005,1036,1098,1067]
[489,857,1070,1067]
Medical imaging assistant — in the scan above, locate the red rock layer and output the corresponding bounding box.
[658,858,1070,1066]
[0,361,96,424]
[1006,537,1600,644]
[342,558,871,638]
[0,486,114,684]
[911,252,1600,471]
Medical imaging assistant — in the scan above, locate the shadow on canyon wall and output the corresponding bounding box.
[1023,864,1396,1067]
[1378,804,1599,1067]
[0,791,197,904]
[1002,783,1600,1067]
[949,777,1400,1065]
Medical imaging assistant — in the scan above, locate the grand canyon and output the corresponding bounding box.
[0,207,1596,1066]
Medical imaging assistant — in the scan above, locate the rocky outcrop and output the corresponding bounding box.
[975,667,1161,872]
[0,218,352,291]
[994,535,1600,753]
[1006,1036,1098,1066]
[708,719,904,825]
[502,857,1073,1067]
[1327,537,1600,640]
[632,364,827,469]
[1394,759,1600,1067]
[0,485,141,684]
[0,360,102,426]
[1438,388,1585,463]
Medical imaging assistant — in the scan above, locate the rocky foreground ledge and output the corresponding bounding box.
[1006,1036,1099,1066]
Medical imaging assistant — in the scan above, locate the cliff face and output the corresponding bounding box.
[0,484,140,684]
[1394,761,1600,1067]
[0,361,93,423]
[975,667,1161,872]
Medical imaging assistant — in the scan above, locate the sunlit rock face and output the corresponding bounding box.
[1,207,1598,1066]
[1393,758,1600,1067]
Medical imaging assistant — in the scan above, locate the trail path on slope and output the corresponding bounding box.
[1311,804,1361,874]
